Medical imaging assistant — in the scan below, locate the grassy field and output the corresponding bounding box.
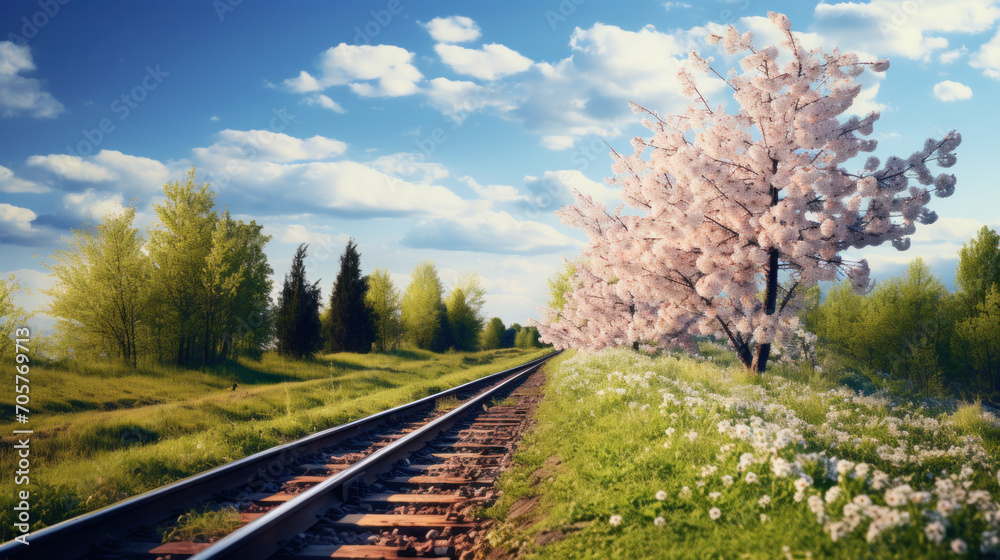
[0,347,547,541]
[485,347,1000,559]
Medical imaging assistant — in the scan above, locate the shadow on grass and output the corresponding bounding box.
[386,349,432,361]
[211,361,303,386]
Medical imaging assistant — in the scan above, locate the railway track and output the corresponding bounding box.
[0,352,556,560]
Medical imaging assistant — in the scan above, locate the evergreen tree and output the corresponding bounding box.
[401,261,444,350]
[276,244,323,358]
[324,239,374,353]
[366,268,403,353]
[481,317,505,350]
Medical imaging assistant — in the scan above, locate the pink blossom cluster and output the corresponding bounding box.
[537,12,960,372]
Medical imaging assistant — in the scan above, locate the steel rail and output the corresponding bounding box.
[189,354,552,560]
[0,352,556,560]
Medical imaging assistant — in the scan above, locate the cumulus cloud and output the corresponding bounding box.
[423,16,481,43]
[0,202,53,245]
[459,176,527,204]
[277,224,335,246]
[434,43,533,80]
[424,77,512,123]
[932,80,972,101]
[369,153,449,184]
[402,210,581,255]
[972,28,1000,79]
[301,93,346,113]
[811,0,1000,61]
[27,150,171,192]
[0,165,48,193]
[60,189,126,222]
[27,153,117,182]
[522,169,622,210]
[192,129,347,165]
[541,135,574,150]
[282,43,423,97]
[0,41,64,118]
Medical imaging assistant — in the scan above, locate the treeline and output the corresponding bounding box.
[45,170,272,367]
[272,241,548,359]
[803,226,1000,396]
[42,170,546,367]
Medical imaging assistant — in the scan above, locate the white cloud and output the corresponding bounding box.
[192,129,347,164]
[302,93,346,113]
[523,169,622,209]
[938,46,967,64]
[932,80,972,101]
[0,203,52,245]
[0,165,48,193]
[459,176,527,204]
[60,189,126,222]
[26,154,117,182]
[370,153,449,184]
[423,16,481,43]
[210,115,221,122]
[812,0,1000,60]
[541,135,574,151]
[663,1,692,10]
[972,29,1000,79]
[277,224,334,246]
[283,43,423,97]
[0,41,64,118]
[27,150,170,192]
[402,210,581,255]
[425,77,512,122]
[434,43,533,81]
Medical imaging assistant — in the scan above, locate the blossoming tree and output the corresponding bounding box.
[538,12,961,372]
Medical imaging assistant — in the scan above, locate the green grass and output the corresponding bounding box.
[160,504,242,543]
[485,348,1000,559]
[0,346,547,541]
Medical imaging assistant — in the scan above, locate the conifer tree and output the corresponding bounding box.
[324,239,374,353]
[275,244,323,358]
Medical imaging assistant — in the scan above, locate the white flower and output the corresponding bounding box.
[680,486,692,498]
[758,495,771,508]
[685,430,698,442]
[825,486,841,504]
[722,475,734,487]
[794,477,811,491]
[952,538,968,554]
[709,507,721,520]
[760,513,769,523]
[654,516,666,527]
[665,427,676,436]
[656,490,668,501]
[924,521,946,545]
[852,495,872,508]
[710,491,721,501]
[746,472,758,484]
[609,514,622,527]
[836,459,855,476]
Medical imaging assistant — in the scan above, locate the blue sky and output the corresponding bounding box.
[1,0,999,332]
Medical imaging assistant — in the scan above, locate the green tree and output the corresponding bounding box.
[956,286,1000,392]
[401,261,444,350]
[324,239,374,353]
[956,226,1000,315]
[1,276,27,359]
[147,169,217,365]
[481,317,505,350]
[45,207,151,366]
[205,213,273,361]
[366,268,403,353]
[444,273,486,352]
[275,244,323,358]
